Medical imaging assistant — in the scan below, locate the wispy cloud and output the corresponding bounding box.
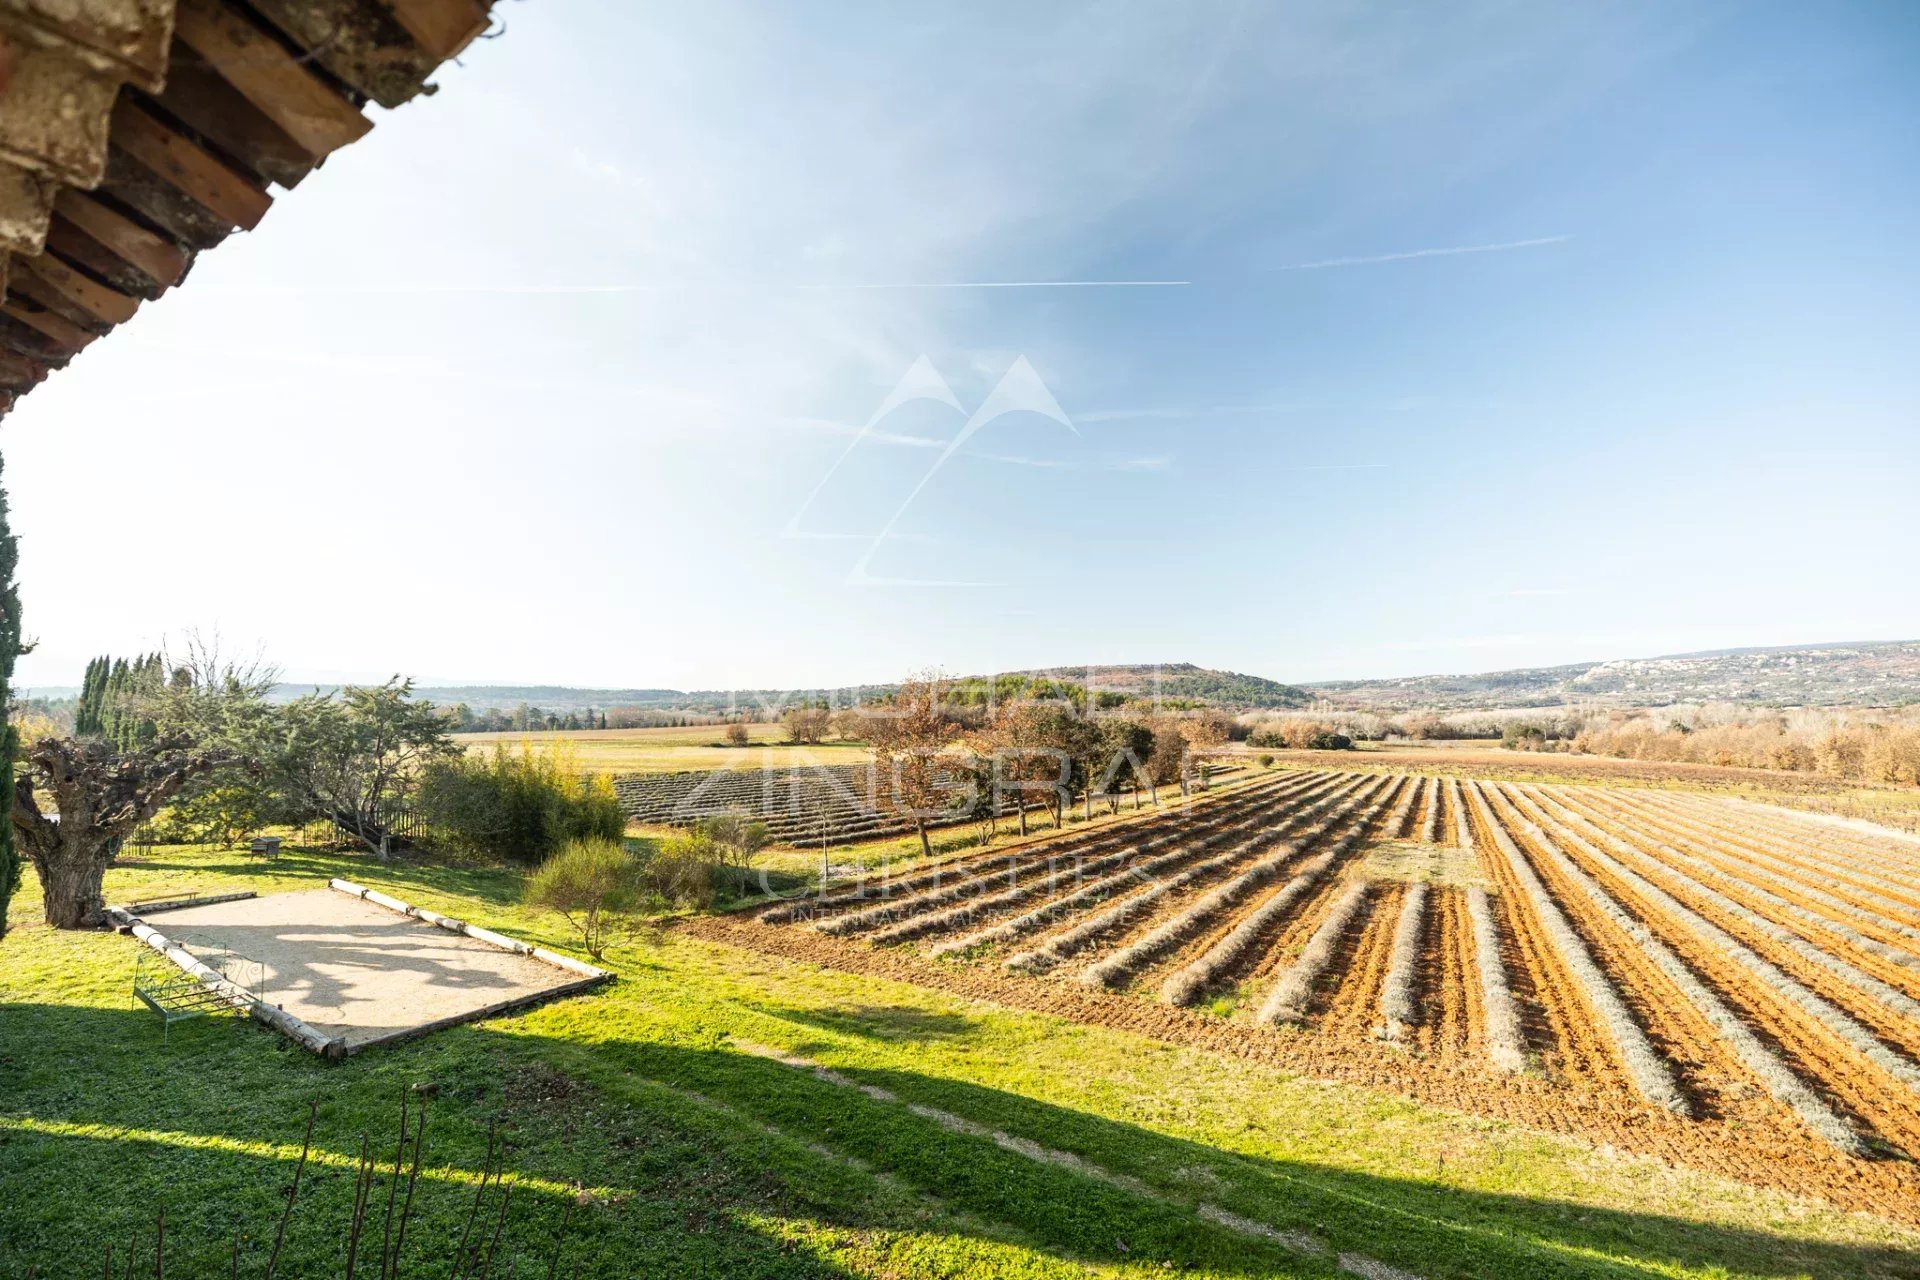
[797,279,1189,290]
[1273,235,1572,272]
[788,417,1162,472]
[968,451,1066,469]
[786,417,946,449]
[1076,403,1300,424]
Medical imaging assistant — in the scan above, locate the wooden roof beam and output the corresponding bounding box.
[248,0,456,110]
[110,98,273,232]
[101,145,234,250]
[171,0,373,159]
[1,296,96,355]
[52,190,189,287]
[0,309,78,362]
[3,264,107,334]
[42,217,165,300]
[9,254,138,327]
[381,0,490,63]
[0,344,51,390]
[149,50,320,189]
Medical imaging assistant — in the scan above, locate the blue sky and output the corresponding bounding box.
[8,2,1917,691]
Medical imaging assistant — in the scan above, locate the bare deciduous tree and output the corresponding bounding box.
[780,706,831,745]
[867,673,960,860]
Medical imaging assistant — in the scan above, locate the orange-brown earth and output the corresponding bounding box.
[694,767,1920,1222]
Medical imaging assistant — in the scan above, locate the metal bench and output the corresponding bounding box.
[132,935,263,1043]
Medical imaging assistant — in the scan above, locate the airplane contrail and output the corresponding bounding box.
[1275,235,1572,271]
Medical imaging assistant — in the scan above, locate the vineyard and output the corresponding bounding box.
[615,761,1245,846]
[696,766,1920,1216]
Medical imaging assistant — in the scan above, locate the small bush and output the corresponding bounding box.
[724,722,751,747]
[643,832,719,908]
[1247,719,1355,752]
[1258,753,1275,768]
[1501,724,1549,752]
[525,837,642,959]
[698,813,771,891]
[416,744,626,866]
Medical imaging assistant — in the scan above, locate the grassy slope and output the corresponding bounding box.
[5,848,1919,1279]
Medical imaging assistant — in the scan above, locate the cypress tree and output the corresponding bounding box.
[101,658,130,748]
[76,656,110,736]
[0,453,20,937]
[127,653,161,751]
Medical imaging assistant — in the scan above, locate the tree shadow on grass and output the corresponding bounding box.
[6,1002,1917,1280]
[110,845,528,902]
[1,1004,1025,1280]
[761,1003,981,1043]
[542,1032,1920,1280]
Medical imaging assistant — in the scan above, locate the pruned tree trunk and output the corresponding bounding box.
[31,818,114,928]
[11,737,229,929]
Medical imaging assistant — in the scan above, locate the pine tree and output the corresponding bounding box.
[0,453,21,937]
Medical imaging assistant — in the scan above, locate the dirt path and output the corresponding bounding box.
[1422,887,1477,1066]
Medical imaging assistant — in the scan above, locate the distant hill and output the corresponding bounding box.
[1302,640,1920,711]
[364,664,1312,715]
[1006,663,1312,709]
[29,645,1916,719]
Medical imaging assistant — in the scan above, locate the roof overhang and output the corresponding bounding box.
[0,0,495,418]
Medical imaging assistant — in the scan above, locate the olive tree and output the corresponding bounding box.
[11,736,229,928]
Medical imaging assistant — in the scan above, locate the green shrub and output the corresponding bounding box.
[1258,753,1275,768]
[152,780,284,848]
[696,814,771,891]
[416,744,625,865]
[525,837,642,959]
[642,832,719,908]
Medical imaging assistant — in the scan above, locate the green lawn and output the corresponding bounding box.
[3,845,1918,1278]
